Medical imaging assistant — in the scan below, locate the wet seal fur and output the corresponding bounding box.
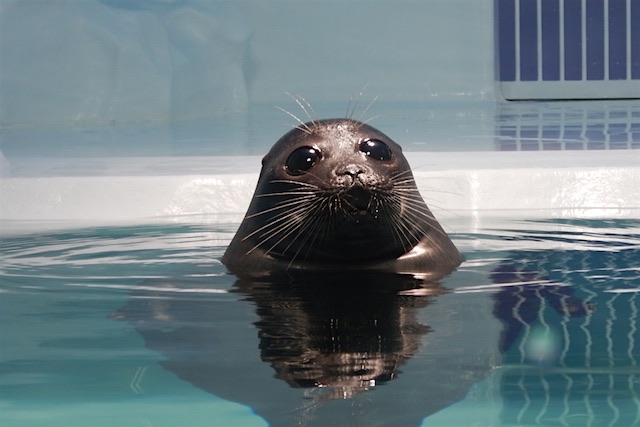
[222,118,463,279]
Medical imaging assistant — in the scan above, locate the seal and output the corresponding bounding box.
[222,118,463,278]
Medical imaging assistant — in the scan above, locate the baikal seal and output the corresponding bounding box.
[222,118,463,279]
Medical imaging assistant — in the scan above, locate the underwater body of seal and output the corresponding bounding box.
[222,118,463,279]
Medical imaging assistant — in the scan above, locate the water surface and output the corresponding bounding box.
[1,219,639,426]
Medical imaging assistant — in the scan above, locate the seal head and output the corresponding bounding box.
[222,119,462,278]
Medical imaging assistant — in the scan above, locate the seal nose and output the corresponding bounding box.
[338,164,366,179]
[335,163,374,188]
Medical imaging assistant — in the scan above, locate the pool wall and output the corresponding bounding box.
[1,0,639,231]
[0,0,495,127]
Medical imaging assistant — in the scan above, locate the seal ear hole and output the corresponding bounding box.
[359,139,392,161]
[285,146,321,176]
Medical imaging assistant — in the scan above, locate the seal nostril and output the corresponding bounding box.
[339,164,365,178]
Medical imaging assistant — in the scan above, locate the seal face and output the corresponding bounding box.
[222,119,463,278]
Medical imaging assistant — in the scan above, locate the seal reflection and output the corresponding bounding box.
[238,272,436,399]
[116,272,448,425]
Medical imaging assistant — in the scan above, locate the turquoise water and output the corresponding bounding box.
[1,219,639,426]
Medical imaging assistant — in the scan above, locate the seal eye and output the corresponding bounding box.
[359,139,392,161]
[285,146,321,175]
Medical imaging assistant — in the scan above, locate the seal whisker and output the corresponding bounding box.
[389,171,417,184]
[269,180,321,189]
[274,106,313,134]
[248,195,316,226]
[391,171,461,197]
[274,192,337,264]
[345,100,354,120]
[395,193,440,219]
[246,196,317,219]
[396,202,453,243]
[389,177,418,187]
[390,169,414,179]
[388,194,441,227]
[285,92,317,127]
[291,169,332,188]
[255,191,317,199]
[242,211,306,247]
[345,84,368,119]
[242,197,317,239]
[254,198,327,257]
[388,172,418,188]
[245,209,310,255]
[379,192,441,244]
[383,205,420,252]
[357,94,380,123]
[396,185,461,198]
[284,202,332,267]
[359,115,381,126]
[253,181,322,201]
[396,212,431,243]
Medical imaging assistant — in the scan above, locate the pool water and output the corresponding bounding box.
[1,218,639,426]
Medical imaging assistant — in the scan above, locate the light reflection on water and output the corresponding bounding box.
[1,219,639,426]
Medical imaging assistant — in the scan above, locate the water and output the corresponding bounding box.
[1,218,639,426]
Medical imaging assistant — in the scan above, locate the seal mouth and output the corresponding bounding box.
[339,186,380,223]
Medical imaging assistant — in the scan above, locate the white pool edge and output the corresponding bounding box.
[1,150,639,234]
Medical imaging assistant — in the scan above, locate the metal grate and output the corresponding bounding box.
[496,0,640,99]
